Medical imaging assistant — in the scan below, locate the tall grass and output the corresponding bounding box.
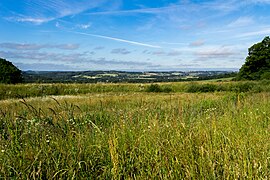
[0,90,269,179]
[1,80,270,100]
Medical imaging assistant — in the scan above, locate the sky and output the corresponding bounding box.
[0,0,270,71]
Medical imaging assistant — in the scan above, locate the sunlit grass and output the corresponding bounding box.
[0,82,270,178]
[0,80,270,100]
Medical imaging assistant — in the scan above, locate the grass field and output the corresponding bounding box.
[0,81,270,179]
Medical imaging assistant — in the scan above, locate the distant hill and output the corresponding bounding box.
[22,70,237,83]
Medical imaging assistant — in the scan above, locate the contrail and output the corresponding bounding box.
[68,31,161,48]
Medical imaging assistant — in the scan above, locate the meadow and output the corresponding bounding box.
[0,81,270,179]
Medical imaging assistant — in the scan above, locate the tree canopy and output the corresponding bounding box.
[0,58,23,84]
[237,36,270,80]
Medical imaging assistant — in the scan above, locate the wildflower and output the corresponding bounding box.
[1,150,5,153]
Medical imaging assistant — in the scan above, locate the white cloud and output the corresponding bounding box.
[0,43,79,50]
[167,51,182,56]
[7,17,53,25]
[236,27,270,38]
[55,22,60,27]
[94,46,105,50]
[5,0,111,24]
[228,17,254,27]
[194,47,236,59]
[16,62,77,71]
[77,23,92,29]
[111,48,131,55]
[69,31,161,48]
[151,50,182,56]
[189,40,205,47]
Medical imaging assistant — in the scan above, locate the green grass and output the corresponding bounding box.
[0,82,270,179]
[0,80,270,100]
[203,77,235,82]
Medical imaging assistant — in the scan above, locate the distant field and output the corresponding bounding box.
[0,80,270,100]
[0,81,270,178]
[203,77,235,82]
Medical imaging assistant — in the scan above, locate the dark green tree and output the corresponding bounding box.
[0,58,23,84]
[237,36,270,80]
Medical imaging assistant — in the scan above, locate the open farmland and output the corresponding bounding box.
[0,81,270,179]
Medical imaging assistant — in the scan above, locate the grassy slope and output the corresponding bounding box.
[0,82,270,179]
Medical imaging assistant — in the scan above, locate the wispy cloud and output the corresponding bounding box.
[6,17,54,24]
[111,48,131,55]
[167,51,182,56]
[0,50,85,62]
[89,58,152,66]
[151,51,166,56]
[69,31,161,48]
[0,43,79,50]
[0,50,152,69]
[235,27,270,38]
[85,0,244,17]
[189,40,205,47]
[94,46,105,50]
[15,62,77,71]
[76,23,92,29]
[228,16,254,27]
[149,50,182,56]
[4,0,111,24]
[194,47,236,59]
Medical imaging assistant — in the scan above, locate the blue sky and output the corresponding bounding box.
[1,0,270,71]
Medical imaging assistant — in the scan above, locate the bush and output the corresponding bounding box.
[146,84,173,93]
[185,83,221,93]
[261,71,270,80]
[229,82,256,93]
[146,84,162,92]
[162,86,173,93]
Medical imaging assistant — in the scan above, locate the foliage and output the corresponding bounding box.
[146,84,173,93]
[0,58,22,84]
[237,36,270,80]
[186,83,222,93]
[146,84,162,92]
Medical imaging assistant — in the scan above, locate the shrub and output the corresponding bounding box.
[146,84,162,92]
[229,82,256,92]
[146,84,173,93]
[185,83,220,93]
[162,86,173,93]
